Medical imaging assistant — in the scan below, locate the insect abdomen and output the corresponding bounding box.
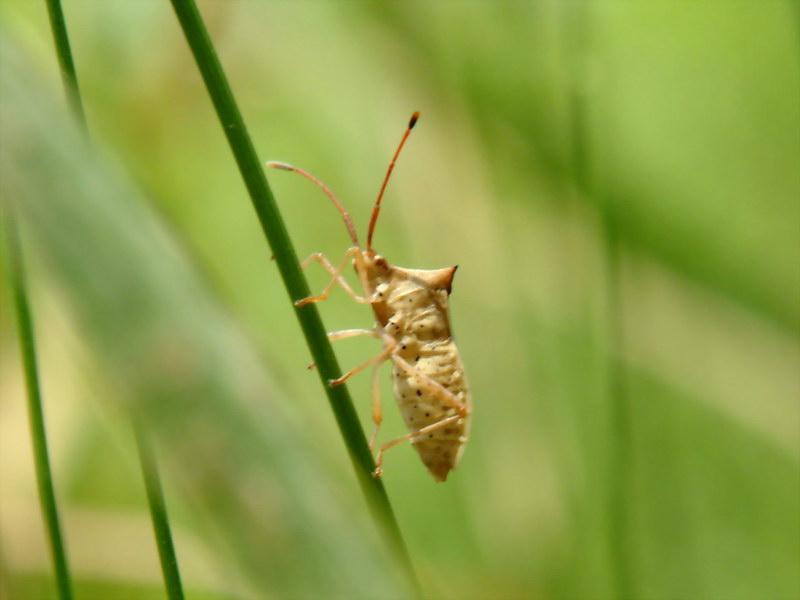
[392,339,470,482]
[378,267,471,481]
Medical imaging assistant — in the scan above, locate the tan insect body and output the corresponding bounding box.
[268,113,471,481]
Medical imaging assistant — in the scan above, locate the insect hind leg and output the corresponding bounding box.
[373,413,462,478]
[390,355,469,417]
[371,353,469,478]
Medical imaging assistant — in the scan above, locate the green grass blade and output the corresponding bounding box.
[41,2,186,594]
[2,204,74,600]
[134,422,185,600]
[167,1,420,594]
[43,0,86,129]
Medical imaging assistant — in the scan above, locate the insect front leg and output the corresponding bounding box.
[296,247,372,307]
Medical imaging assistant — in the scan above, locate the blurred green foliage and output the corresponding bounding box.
[1,2,798,599]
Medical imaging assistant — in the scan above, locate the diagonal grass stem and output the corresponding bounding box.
[44,0,86,129]
[42,1,185,595]
[3,204,74,600]
[135,421,185,600]
[167,1,420,595]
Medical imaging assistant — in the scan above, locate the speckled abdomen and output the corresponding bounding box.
[392,338,471,482]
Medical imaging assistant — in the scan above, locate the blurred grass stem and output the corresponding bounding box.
[167,1,421,595]
[135,422,185,600]
[3,205,74,600]
[42,1,185,594]
[12,8,82,596]
[562,5,634,598]
[44,0,86,129]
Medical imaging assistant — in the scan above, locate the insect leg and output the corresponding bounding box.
[373,413,462,478]
[296,247,371,306]
[326,328,381,342]
[326,328,392,450]
[368,360,383,451]
[390,355,470,417]
[327,330,395,387]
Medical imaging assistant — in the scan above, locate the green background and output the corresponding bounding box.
[1,1,798,599]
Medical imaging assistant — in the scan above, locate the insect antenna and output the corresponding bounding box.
[267,161,360,247]
[366,111,420,251]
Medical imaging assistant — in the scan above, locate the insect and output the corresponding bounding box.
[267,112,471,482]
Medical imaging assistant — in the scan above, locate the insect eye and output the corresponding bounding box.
[374,256,387,267]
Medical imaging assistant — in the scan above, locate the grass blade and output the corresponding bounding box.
[167,1,420,594]
[2,204,74,600]
[135,422,185,600]
[44,0,86,129]
[41,1,185,595]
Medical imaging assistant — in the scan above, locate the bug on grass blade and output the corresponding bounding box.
[268,112,471,481]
